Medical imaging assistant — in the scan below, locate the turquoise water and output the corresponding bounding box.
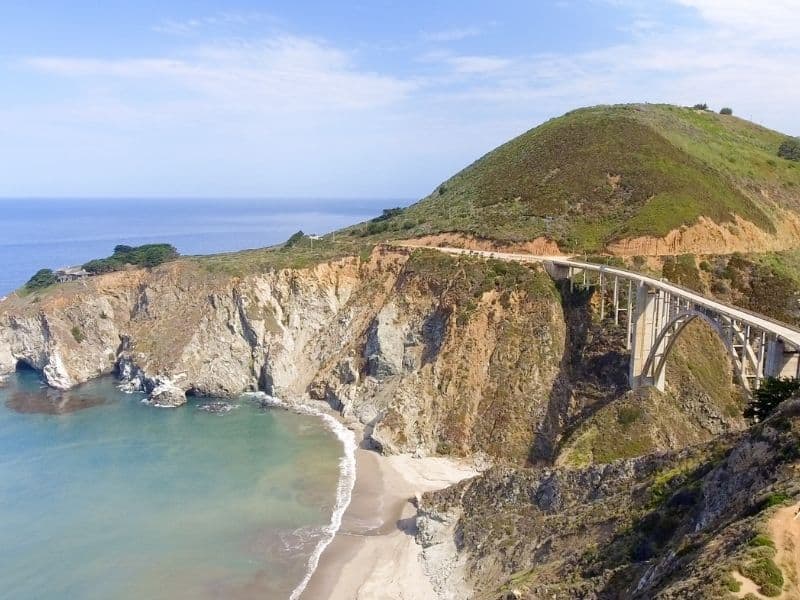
[0,369,344,599]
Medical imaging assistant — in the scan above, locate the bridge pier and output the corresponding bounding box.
[629,283,666,391]
[539,255,800,395]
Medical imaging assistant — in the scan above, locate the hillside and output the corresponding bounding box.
[344,104,800,254]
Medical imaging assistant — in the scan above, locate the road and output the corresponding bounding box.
[420,246,800,350]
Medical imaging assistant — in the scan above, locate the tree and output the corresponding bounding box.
[283,230,306,248]
[720,107,733,115]
[24,268,57,290]
[692,103,709,111]
[744,377,800,421]
[778,138,800,162]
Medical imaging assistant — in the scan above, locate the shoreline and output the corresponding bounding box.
[302,445,479,599]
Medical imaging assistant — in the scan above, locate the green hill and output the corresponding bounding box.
[345,104,800,253]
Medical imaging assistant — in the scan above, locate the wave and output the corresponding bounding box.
[245,392,357,600]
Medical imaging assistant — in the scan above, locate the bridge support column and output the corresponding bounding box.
[764,338,800,379]
[629,283,666,391]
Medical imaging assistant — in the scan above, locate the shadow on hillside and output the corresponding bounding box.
[529,281,630,465]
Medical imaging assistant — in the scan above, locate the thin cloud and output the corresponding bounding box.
[420,27,482,42]
[152,12,278,36]
[24,35,417,112]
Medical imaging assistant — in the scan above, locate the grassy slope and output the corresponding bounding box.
[341,104,800,252]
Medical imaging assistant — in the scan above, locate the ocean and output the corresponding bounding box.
[0,197,394,295]
[0,197,390,598]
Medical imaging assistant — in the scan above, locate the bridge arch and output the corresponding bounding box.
[639,310,750,392]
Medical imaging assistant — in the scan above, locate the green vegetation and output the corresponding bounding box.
[662,254,703,291]
[740,556,784,597]
[760,492,790,509]
[82,244,178,274]
[749,534,776,549]
[283,230,307,248]
[720,107,733,115]
[194,230,380,276]
[721,572,742,592]
[70,326,85,343]
[745,377,800,421]
[778,137,800,162]
[701,252,800,326]
[24,268,57,291]
[340,104,796,252]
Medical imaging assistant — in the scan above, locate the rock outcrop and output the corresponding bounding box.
[417,399,800,599]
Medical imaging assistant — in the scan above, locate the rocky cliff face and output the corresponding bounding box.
[0,248,566,460]
[0,246,747,465]
[417,399,800,599]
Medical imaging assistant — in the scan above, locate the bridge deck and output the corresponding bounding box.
[422,246,800,350]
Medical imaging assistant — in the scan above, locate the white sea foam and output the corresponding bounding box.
[245,392,357,600]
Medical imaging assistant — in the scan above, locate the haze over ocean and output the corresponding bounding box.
[0,198,398,295]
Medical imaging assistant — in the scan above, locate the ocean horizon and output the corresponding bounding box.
[0,197,407,295]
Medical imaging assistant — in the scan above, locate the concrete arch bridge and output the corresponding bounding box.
[426,247,800,394]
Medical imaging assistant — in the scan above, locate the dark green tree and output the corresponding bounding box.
[720,107,733,115]
[745,377,800,421]
[25,268,57,290]
[778,138,800,162]
[283,230,306,248]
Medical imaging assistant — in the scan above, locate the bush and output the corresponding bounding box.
[720,107,733,115]
[25,268,57,290]
[617,406,644,426]
[745,377,800,421]
[749,534,776,548]
[778,138,800,162]
[283,230,306,248]
[740,557,783,596]
[371,207,403,222]
[71,326,86,343]
[693,103,709,110]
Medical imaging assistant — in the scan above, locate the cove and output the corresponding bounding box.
[0,369,343,599]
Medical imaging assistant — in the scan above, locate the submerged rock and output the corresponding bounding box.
[5,388,105,414]
[197,401,236,414]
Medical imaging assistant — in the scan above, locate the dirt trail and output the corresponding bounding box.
[770,504,800,599]
[733,503,800,599]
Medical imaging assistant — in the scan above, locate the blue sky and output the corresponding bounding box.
[0,1,797,199]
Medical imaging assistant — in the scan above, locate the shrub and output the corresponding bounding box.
[371,207,403,222]
[25,268,57,290]
[778,138,800,162]
[283,230,306,248]
[721,572,741,592]
[740,557,783,596]
[693,103,709,110]
[745,377,800,421]
[761,492,790,509]
[71,326,86,343]
[720,107,733,115]
[749,534,776,548]
[617,406,644,426]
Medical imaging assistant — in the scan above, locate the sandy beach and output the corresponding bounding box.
[301,447,479,599]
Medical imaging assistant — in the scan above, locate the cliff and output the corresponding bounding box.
[417,398,800,599]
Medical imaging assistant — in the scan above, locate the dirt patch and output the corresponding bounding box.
[732,503,800,599]
[769,504,800,598]
[608,212,800,257]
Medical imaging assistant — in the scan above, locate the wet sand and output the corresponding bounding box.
[302,448,478,599]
